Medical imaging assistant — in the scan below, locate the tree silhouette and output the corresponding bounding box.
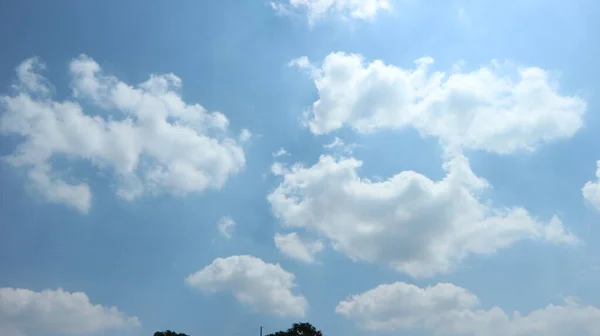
[154,330,189,336]
[266,323,323,336]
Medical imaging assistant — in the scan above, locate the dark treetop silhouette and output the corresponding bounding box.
[153,322,321,336]
[266,323,323,336]
[154,331,189,336]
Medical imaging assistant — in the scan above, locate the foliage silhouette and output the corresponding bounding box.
[265,322,323,336]
[154,330,189,336]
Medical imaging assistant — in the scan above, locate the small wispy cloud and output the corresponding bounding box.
[239,129,252,142]
[272,148,290,158]
[217,216,236,239]
[323,137,357,154]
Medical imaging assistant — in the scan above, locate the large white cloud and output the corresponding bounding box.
[268,151,578,277]
[292,52,586,154]
[274,232,324,263]
[336,281,600,335]
[185,255,308,317]
[582,161,600,211]
[0,287,140,336]
[0,56,246,212]
[271,0,390,24]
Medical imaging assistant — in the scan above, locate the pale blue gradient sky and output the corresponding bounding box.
[1,1,599,335]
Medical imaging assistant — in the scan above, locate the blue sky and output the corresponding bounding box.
[1,0,600,335]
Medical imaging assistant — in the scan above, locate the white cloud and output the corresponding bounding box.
[289,56,313,70]
[582,160,600,211]
[12,57,51,95]
[217,216,236,239]
[336,282,600,335]
[268,151,578,277]
[323,136,356,154]
[27,164,92,213]
[0,287,140,336]
[185,255,308,317]
[273,148,290,158]
[271,0,391,24]
[274,232,324,263]
[292,52,586,154]
[239,129,252,142]
[0,56,246,212]
[324,136,345,149]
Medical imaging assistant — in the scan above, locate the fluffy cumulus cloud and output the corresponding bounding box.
[274,232,324,263]
[271,0,390,24]
[185,255,308,317]
[0,56,246,212]
[217,216,236,239]
[582,161,600,211]
[0,287,140,336]
[268,151,578,277]
[336,282,600,335]
[292,52,586,154]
